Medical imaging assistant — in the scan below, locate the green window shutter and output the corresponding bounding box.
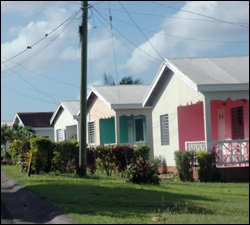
[119,116,129,143]
[99,117,115,144]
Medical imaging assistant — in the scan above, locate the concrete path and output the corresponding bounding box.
[1,170,77,224]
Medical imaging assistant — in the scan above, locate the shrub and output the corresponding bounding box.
[29,137,54,174]
[196,150,217,182]
[9,140,23,164]
[112,145,134,174]
[126,157,160,185]
[51,141,79,173]
[174,151,195,181]
[96,145,115,176]
[87,147,97,175]
[154,155,167,174]
[134,144,150,161]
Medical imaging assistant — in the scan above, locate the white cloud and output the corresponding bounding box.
[1,5,78,72]
[1,1,34,15]
[126,1,249,74]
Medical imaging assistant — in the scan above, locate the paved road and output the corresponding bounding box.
[1,200,13,224]
[1,170,77,224]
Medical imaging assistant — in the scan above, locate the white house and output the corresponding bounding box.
[13,112,54,141]
[143,56,249,172]
[50,100,80,142]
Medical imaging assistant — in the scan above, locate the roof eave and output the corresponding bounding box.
[143,60,167,107]
[197,83,249,92]
[111,103,145,109]
[50,104,63,125]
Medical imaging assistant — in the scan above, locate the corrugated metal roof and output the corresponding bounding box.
[168,56,249,85]
[61,100,80,116]
[93,85,150,105]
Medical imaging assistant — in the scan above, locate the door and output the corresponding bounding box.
[217,108,226,141]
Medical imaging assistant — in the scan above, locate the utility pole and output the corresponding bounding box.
[78,0,88,177]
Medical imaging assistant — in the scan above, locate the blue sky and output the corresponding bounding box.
[1,1,249,121]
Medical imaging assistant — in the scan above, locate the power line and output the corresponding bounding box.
[108,2,120,103]
[110,16,248,44]
[92,6,163,64]
[2,10,81,64]
[2,51,80,89]
[152,1,249,28]
[119,2,165,62]
[3,63,59,104]
[95,5,249,26]
[2,84,58,105]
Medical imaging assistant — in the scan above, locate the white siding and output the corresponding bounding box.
[34,128,54,141]
[53,109,78,142]
[152,73,204,166]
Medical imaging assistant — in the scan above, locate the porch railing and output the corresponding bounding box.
[185,141,207,151]
[213,140,249,167]
[185,140,249,167]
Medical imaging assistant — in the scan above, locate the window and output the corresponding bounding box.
[160,114,169,145]
[56,129,64,142]
[135,118,144,142]
[231,107,244,139]
[88,121,95,144]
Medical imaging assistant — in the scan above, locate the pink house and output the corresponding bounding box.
[143,56,249,171]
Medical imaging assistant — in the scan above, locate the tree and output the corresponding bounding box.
[103,74,142,86]
[1,125,12,154]
[12,124,36,141]
[119,76,142,85]
[103,73,115,86]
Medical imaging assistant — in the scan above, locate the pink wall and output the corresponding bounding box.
[177,101,205,151]
[211,99,249,140]
[177,99,249,151]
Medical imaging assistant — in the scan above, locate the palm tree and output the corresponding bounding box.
[103,73,115,86]
[119,76,142,85]
[103,74,142,86]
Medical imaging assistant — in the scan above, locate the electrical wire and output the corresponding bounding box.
[151,1,249,28]
[92,6,163,64]
[2,9,81,64]
[119,1,165,62]
[95,5,249,26]
[109,16,248,44]
[3,63,59,104]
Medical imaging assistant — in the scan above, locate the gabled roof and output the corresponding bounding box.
[14,112,54,128]
[50,100,80,125]
[143,56,249,107]
[168,56,249,85]
[87,85,151,110]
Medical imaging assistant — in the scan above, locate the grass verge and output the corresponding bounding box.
[1,165,249,224]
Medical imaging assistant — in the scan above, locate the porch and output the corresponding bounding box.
[178,97,249,167]
[185,140,249,167]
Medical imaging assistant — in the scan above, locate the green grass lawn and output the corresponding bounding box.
[1,165,249,224]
